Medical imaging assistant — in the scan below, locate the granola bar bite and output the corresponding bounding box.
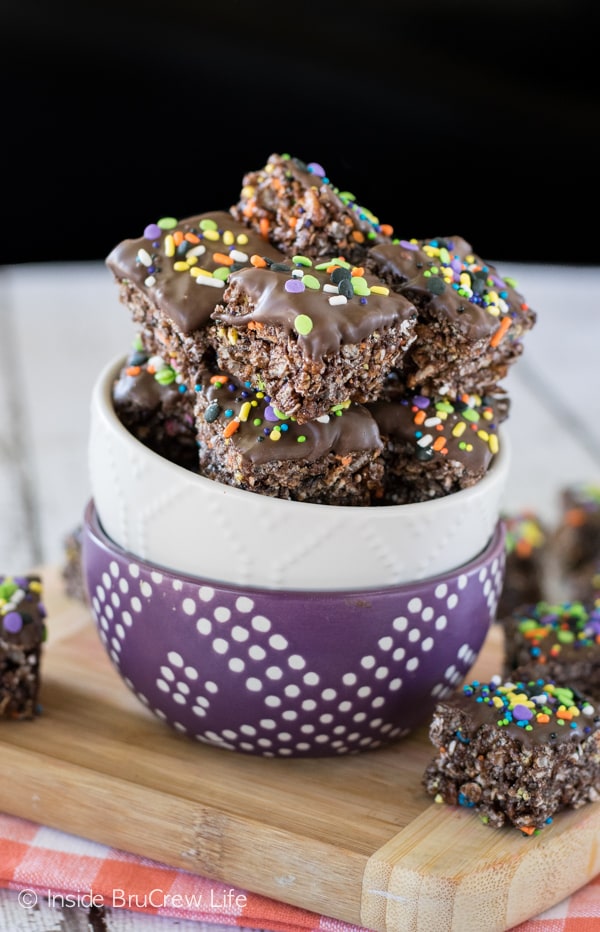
[195,372,384,505]
[423,674,600,833]
[497,512,549,617]
[367,380,502,504]
[502,599,600,702]
[231,152,394,265]
[0,574,47,720]
[211,256,417,423]
[366,235,537,397]
[105,211,286,387]
[112,344,197,472]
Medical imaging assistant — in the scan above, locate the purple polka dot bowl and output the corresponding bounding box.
[82,499,506,758]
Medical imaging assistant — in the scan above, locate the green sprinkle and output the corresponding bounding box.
[297,435,307,443]
[157,217,178,230]
[351,277,370,296]
[155,368,176,385]
[212,266,230,281]
[199,218,218,231]
[294,314,313,335]
[302,274,320,290]
[272,407,289,420]
[292,255,312,267]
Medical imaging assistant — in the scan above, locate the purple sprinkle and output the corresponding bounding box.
[14,576,28,587]
[3,611,23,634]
[307,162,326,177]
[513,704,533,721]
[285,279,305,293]
[398,240,418,250]
[144,223,162,240]
[413,395,431,410]
[264,405,280,422]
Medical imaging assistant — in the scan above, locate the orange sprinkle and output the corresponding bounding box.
[413,410,426,425]
[288,216,297,228]
[146,365,156,374]
[213,252,234,266]
[173,230,184,246]
[185,232,201,244]
[536,713,550,723]
[432,437,446,452]
[126,365,141,376]
[209,374,229,385]
[259,217,270,239]
[520,826,536,836]
[223,419,240,438]
[247,321,265,331]
[250,254,268,268]
[490,316,512,348]
[351,266,365,277]
[558,709,573,720]
[565,507,586,528]
[351,230,365,244]
[242,205,255,219]
[515,540,533,558]
[379,224,394,237]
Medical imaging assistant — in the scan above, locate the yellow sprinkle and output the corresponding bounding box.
[477,429,489,442]
[370,285,390,296]
[203,229,220,242]
[241,185,255,197]
[164,234,175,258]
[269,427,282,441]
[452,421,466,437]
[173,261,189,272]
[186,255,198,266]
[222,230,235,246]
[459,272,471,287]
[483,409,493,421]
[239,401,252,422]
[190,267,212,278]
[492,696,504,708]
[489,434,499,454]
[423,245,440,258]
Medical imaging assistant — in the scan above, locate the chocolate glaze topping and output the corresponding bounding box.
[212,258,417,360]
[367,235,535,342]
[199,375,383,466]
[509,600,600,666]
[451,675,599,748]
[368,384,500,471]
[105,211,286,335]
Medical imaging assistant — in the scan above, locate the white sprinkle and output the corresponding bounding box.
[328,294,347,306]
[424,417,442,427]
[229,249,248,262]
[187,244,207,258]
[323,283,339,293]
[137,248,152,266]
[144,275,156,287]
[195,277,225,288]
[292,268,304,278]
[417,434,434,447]
[316,414,330,423]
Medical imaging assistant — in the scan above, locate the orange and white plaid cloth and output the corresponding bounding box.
[1,812,599,931]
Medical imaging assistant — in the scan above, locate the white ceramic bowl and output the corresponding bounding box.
[89,355,510,590]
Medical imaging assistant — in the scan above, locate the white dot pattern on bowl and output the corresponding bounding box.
[88,536,506,757]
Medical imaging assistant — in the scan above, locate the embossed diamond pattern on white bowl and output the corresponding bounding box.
[89,356,510,590]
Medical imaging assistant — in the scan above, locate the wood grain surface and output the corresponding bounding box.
[1,568,600,932]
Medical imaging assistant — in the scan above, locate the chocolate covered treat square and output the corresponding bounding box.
[112,344,198,472]
[423,675,600,833]
[195,372,384,505]
[211,256,417,423]
[106,211,286,387]
[0,574,47,720]
[231,152,394,266]
[502,599,600,702]
[367,380,503,504]
[366,235,537,397]
[497,512,549,617]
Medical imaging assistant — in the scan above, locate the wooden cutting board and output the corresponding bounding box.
[2,568,600,932]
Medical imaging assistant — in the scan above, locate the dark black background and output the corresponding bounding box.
[2,0,599,266]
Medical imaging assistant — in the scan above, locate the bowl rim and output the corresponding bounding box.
[84,498,506,599]
[93,353,511,523]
